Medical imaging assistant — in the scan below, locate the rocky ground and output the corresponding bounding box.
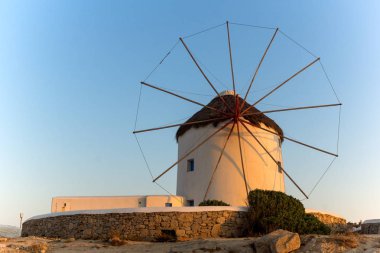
[0,226,20,238]
[1,233,380,253]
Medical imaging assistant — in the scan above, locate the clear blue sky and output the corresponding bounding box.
[1,1,379,226]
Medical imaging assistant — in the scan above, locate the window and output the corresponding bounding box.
[187,159,195,172]
[277,161,282,173]
[165,202,172,207]
[187,200,194,206]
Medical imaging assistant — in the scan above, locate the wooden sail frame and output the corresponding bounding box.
[134,21,341,201]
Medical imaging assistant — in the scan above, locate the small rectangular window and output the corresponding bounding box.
[187,159,195,172]
[187,200,194,206]
[277,161,282,173]
[165,202,172,207]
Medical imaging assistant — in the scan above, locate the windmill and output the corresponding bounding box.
[133,21,341,206]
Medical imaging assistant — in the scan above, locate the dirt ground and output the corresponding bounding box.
[1,234,380,253]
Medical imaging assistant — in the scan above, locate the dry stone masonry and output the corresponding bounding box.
[361,222,380,234]
[22,211,247,241]
[307,212,346,231]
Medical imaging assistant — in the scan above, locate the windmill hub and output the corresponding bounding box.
[219,90,236,96]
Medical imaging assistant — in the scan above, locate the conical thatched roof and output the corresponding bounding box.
[176,94,283,141]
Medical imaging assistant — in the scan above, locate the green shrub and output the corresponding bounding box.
[247,189,330,235]
[300,214,331,235]
[199,199,230,206]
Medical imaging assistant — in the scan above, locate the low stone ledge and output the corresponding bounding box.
[307,212,346,230]
[22,209,248,241]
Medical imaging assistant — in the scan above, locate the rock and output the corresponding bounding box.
[365,249,380,253]
[82,229,92,239]
[140,229,149,237]
[216,217,226,224]
[254,229,301,253]
[192,223,200,233]
[170,220,178,228]
[298,234,359,252]
[176,229,186,237]
[160,222,170,228]
[161,216,170,222]
[211,224,221,237]
[23,242,48,253]
[200,232,208,238]
[109,237,126,246]
[64,237,75,243]
[178,213,193,222]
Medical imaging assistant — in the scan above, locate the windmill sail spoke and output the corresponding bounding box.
[236,121,249,198]
[242,103,342,117]
[241,28,279,111]
[226,21,236,94]
[133,117,230,134]
[134,24,341,206]
[241,57,320,115]
[152,119,233,183]
[140,81,231,117]
[179,37,234,113]
[239,119,309,199]
[203,121,236,201]
[240,118,338,157]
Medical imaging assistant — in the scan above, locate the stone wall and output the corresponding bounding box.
[361,223,380,234]
[307,212,346,231]
[22,211,247,241]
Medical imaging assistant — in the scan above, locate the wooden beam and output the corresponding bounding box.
[240,118,338,157]
[241,57,320,115]
[133,117,230,134]
[203,121,235,201]
[240,28,279,111]
[236,121,249,198]
[242,103,342,117]
[179,37,233,113]
[226,21,236,95]
[141,81,231,117]
[239,119,309,199]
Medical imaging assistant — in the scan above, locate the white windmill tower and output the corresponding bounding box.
[134,21,341,207]
[175,91,285,206]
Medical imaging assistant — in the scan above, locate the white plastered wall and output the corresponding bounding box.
[51,195,185,213]
[146,195,184,207]
[176,119,285,206]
